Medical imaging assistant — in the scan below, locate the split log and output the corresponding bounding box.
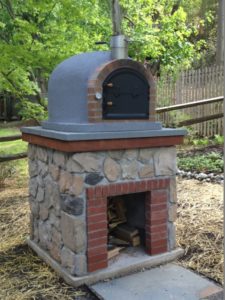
[107,247,124,260]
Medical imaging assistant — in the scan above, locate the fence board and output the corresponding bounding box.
[156,64,224,136]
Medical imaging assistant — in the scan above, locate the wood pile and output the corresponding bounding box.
[107,197,141,260]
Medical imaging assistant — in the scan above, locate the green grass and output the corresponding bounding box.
[0,127,21,137]
[0,126,28,187]
[0,139,27,155]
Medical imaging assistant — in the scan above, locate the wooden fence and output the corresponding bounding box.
[156,64,224,136]
[0,134,27,163]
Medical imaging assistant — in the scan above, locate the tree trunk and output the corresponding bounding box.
[216,0,224,65]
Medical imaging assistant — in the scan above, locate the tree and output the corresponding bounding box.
[0,0,201,120]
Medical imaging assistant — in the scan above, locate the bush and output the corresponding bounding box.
[178,152,223,174]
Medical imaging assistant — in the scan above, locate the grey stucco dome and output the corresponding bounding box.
[46,51,111,125]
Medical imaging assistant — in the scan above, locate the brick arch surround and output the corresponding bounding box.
[87,59,156,123]
[86,178,169,272]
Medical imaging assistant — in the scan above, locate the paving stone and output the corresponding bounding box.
[61,195,84,216]
[38,221,52,250]
[36,146,48,162]
[29,198,39,216]
[28,144,36,160]
[168,222,176,250]
[30,178,38,198]
[91,263,223,300]
[139,164,154,178]
[72,254,87,276]
[61,246,76,269]
[108,150,124,160]
[49,164,60,181]
[169,177,177,203]
[72,153,102,172]
[66,157,83,173]
[123,149,138,161]
[122,160,139,179]
[61,212,86,253]
[154,147,177,176]
[138,148,154,163]
[59,170,72,193]
[39,203,49,221]
[29,160,38,177]
[37,160,48,177]
[168,204,177,222]
[36,186,45,202]
[104,157,121,182]
[85,173,103,185]
[45,179,60,209]
[49,210,60,228]
[70,175,84,196]
[53,151,66,168]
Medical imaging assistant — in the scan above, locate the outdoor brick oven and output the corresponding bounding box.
[22,35,186,285]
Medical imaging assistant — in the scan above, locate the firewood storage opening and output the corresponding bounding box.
[107,193,146,260]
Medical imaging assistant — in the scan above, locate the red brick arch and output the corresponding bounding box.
[87,59,156,123]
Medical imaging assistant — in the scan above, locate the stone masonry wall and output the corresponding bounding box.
[28,144,178,276]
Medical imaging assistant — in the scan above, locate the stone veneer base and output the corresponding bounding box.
[27,238,184,287]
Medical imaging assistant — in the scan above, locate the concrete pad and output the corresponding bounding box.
[92,263,223,300]
[27,239,183,287]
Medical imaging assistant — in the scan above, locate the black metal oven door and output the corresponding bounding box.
[102,68,149,119]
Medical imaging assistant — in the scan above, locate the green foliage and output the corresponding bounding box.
[16,99,48,121]
[213,134,224,145]
[178,152,223,174]
[0,0,203,121]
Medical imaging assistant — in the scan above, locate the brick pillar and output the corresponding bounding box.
[145,190,168,255]
[87,188,108,272]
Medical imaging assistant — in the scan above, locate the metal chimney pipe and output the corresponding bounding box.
[111,1,128,59]
[110,35,128,59]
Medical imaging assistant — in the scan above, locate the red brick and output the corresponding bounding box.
[88,253,107,264]
[86,188,96,199]
[128,182,136,193]
[157,179,168,189]
[150,203,167,211]
[88,228,107,239]
[88,213,106,224]
[149,245,168,255]
[146,180,155,190]
[88,236,107,248]
[151,190,167,204]
[88,260,107,272]
[88,198,106,208]
[151,239,167,248]
[95,186,103,197]
[140,180,147,191]
[146,223,167,234]
[87,206,106,215]
[109,184,117,195]
[88,245,107,257]
[87,221,107,232]
[116,183,123,194]
[136,181,143,192]
[102,186,110,197]
[146,231,167,242]
[151,209,167,221]
[121,182,129,194]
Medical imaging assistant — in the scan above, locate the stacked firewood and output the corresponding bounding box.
[107,197,140,260]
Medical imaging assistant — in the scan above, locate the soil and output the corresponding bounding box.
[178,144,224,158]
